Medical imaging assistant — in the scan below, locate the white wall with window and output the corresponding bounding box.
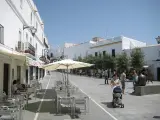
[0,0,49,95]
[63,36,146,59]
[89,41,122,57]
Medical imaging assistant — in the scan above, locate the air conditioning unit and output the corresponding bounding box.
[17,41,24,52]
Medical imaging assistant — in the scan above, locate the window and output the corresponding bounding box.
[0,24,4,44]
[103,51,106,56]
[26,33,28,42]
[30,12,32,24]
[36,22,38,30]
[99,53,101,57]
[95,52,98,57]
[17,66,21,80]
[19,31,22,41]
[112,49,115,57]
[42,49,44,56]
[30,37,32,45]
[36,43,37,50]
[50,53,53,57]
[42,34,43,40]
[20,0,23,9]
[12,69,14,80]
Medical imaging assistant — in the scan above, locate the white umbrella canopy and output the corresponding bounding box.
[42,59,94,97]
[42,59,94,70]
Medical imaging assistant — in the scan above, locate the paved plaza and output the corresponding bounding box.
[23,72,160,120]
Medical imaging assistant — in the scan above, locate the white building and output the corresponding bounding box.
[59,35,160,81]
[0,0,49,95]
[125,44,160,81]
[63,36,146,59]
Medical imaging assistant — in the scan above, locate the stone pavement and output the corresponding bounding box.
[68,73,160,120]
[22,72,160,120]
[23,74,71,120]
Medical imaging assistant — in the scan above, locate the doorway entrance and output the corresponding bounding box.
[3,63,9,95]
[36,67,38,80]
[17,66,21,81]
[157,67,160,81]
[26,69,28,84]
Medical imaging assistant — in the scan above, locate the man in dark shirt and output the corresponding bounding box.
[135,71,147,86]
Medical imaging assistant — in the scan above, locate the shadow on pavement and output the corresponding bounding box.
[36,89,56,99]
[26,89,57,114]
[101,102,113,108]
[26,100,56,114]
[153,116,160,119]
[99,84,109,85]
[26,88,81,118]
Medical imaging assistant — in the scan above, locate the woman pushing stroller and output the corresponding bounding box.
[110,79,124,108]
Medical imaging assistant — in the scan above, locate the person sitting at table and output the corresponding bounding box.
[12,80,20,95]
[16,79,26,91]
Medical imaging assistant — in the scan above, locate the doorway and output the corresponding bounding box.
[36,67,38,80]
[3,63,9,95]
[157,67,160,81]
[26,69,28,84]
[17,66,21,81]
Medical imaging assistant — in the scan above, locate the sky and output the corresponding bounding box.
[34,0,160,48]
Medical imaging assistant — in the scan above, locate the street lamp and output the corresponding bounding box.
[23,25,37,36]
[156,36,160,44]
[43,49,48,57]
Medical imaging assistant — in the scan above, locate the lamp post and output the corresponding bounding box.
[23,25,37,36]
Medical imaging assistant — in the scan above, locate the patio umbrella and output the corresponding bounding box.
[43,59,94,70]
[42,59,94,96]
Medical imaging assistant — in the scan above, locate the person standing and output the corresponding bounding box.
[120,70,126,94]
[112,70,118,80]
[104,69,109,84]
[132,70,138,93]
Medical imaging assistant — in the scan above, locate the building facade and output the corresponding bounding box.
[62,36,146,59]
[0,0,49,95]
[59,35,160,80]
[125,44,160,81]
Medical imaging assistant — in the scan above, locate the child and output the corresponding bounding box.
[110,79,122,100]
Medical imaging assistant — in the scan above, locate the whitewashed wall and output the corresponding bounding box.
[0,0,47,55]
[0,0,23,49]
[0,0,49,95]
[89,42,122,56]
[63,36,147,59]
[122,36,147,50]
[64,42,91,59]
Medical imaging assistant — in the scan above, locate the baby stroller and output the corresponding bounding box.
[112,86,124,108]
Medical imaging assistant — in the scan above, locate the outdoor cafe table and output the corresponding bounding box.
[0,100,19,120]
[55,89,88,115]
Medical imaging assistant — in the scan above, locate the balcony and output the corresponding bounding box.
[44,38,49,48]
[25,42,35,56]
[39,55,50,64]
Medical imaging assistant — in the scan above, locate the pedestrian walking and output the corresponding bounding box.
[132,69,138,93]
[112,70,118,80]
[120,70,126,94]
[104,69,109,84]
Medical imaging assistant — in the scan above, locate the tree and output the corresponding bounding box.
[103,53,116,70]
[77,56,82,61]
[116,52,130,73]
[130,48,144,72]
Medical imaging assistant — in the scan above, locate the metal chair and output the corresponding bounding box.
[74,96,89,115]
[57,97,75,117]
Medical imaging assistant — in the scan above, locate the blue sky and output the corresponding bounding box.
[34,0,160,48]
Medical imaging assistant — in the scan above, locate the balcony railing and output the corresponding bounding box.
[0,24,4,44]
[44,38,49,48]
[25,42,35,56]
